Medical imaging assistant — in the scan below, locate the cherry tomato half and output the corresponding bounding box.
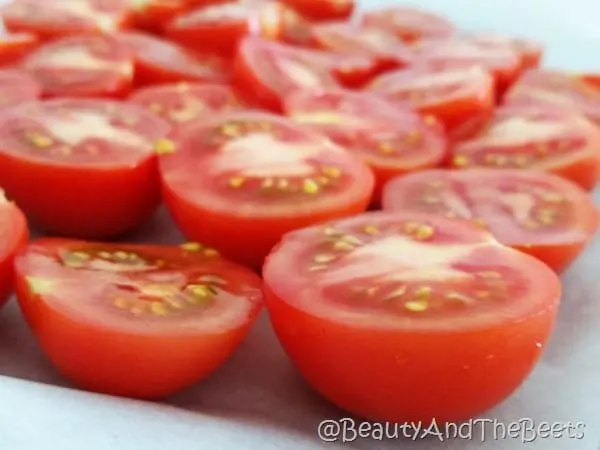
[450,106,600,190]
[468,33,543,72]
[14,238,263,399]
[0,33,39,66]
[263,211,561,422]
[278,0,354,22]
[284,90,447,204]
[0,99,172,238]
[0,190,28,307]
[129,0,189,32]
[362,7,454,43]
[159,111,374,268]
[0,69,42,110]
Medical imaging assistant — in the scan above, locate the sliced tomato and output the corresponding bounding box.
[0,191,28,307]
[278,0,354,21]
[128,0,189,32]
[367,65,495,140]
[159,111,374,268]
[116,31,231,86]
[285,90,447,204]
[310,22,413,72]
[0,69,42,110]
[450,106,600,190]
[21,34,134,99]
[263,210,561,422]
[1,0,132,40]
[232,37,340,111]
[0,99,172,238]
[0,33,39,66]
[128,82,245,127]
[14,238,263,399]
[265,2,313,46]
[362,7,454,43]
[468,33,543,72]
[382,169,597,272]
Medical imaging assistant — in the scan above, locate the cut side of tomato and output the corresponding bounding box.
[128,82,245,127]
[232,37,340,111]
[278,0,354,22]
[451,106,600,190]
[285,90,447,204]
[0,190,28,308]
[0,69,42,110]
[22,35,134,99]
[159,111,374,268]
[0,99,172,238]
[362,7,454,43]
[128,0,189,32]
[116,31,231,86]
[468,33,543,72]
[264,2,313,47]
[263,210,561,422]
[367,65,495,140]
[382,169,597,272]
[14,238,263,399]
[1,0,132,40]
[0,33,39,66]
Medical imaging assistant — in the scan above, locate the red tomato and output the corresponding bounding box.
[116,31,231,86]
[0,33,39,66]
[362,7,454,43]
[1,0,132,40]
[278,0,354,22]
[265,2,313,46]
[159,111,374,268]
[128,0,189,32]
[232,37,340,111]
[468,34,543,72]
[382,169,597,272]
[128,82,245,127]
[367,65,495,140]
[14,238,263,399]
[263,211,561,422]
[310,22,413,72]
[0,191,28,307]
[22,34,134,99]
[0,69,42,110]
[0,99,172,238]
[450,106,600,190]
[284,90,447,204]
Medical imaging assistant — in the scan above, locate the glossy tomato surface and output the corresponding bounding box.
[159,111,374,268]
[129,0,189,32]
[263,211,561,422]
[279,0,354,21]
[451,106,600,190]
[22,34,134,98]
[0,33,39,66]
[367,65,495,140]
[0,191,28,307]
[233,37,340,111]
[382,169,597,272]
[285,90,447,204]
[0,69,42,110]
[362,7,454,43]
[1,0,132,40]
[14,238,263,399]
[0,99,171,238]
[116,32,231,86]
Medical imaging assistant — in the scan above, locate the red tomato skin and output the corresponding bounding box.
[0,33,40,66]
[264,281,559,423]
[130,0,189,32]
[278,0,354,22]
[0,202,28,307]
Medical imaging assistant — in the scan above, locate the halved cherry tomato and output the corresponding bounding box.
[468,33,543,72]
[362,7,454,43]
[266,2,313,46]
[116,31,231,86]
[285,90,447,204]
[0,99,171,238]
[0,33,39,66]
[128,82,245,127]
[21,34,134,99]
[382,169,597,272]
[263,210,561,422]
[0,69,42,110]
[1,0,132,40]
[278,0,354,22]
[0,190,28,307]
[128,0,189,32]
[159,111,374,268]
[14,238,263,399]
[450,106,600,191]
[367,65,495,140]
[232,37,340,111]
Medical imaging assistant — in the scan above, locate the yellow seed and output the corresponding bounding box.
[71,251,90,260]
[228,176,245,188]
[493,155,509,166]
[333,240,355,251]
[261,178,274,189]
[181,242,202,251]
[379,142,395,153]
[341,234,362,245]
[113,297,129,309]
[537,214,554,225]
[308,264,327,271]
[446,292,472,303]
[220,123,239,137]
[25,131,53,148]
[314,254,335,264]
[277,179,289,189]
[99,251,111,258]
[150,302,169,316]
[541,192,563,203]
[323,227,339,236]
[154,138,175,155]
[302,178,320,194]
[414,224,434,240]
[386,285,406,300]
[258,121,272,131]
[404,300,429,312]
[514,154,529,167]
[452,155,469,167]
[204,248,219,257]
[363,225,380,235]
[188,284,212,298]
[322,166,342,178]
[200,275,227,284]
[114,251,129,260]
[414,286,432,299]
[477,271,501,279]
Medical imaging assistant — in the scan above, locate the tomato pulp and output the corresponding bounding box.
[279,0,354,21]
[0,69,42,110]
[0,191,28,307]
[159,111,374,268]
[362,7,454,43]
[14,238,263,399]
[263,211,561,423]
[0,33,39,66]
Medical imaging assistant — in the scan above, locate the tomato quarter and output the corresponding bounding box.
[278,0,354,21]
[263,211,561,422]
[159,111,374,268]
[362,7,454,43]
[451,106,600,190]
[0,69,42,110]
[0,190,28,308]
[285,90,447,204]
[14,238,263,399]
[0,33,39,66]
[0,98,172,238]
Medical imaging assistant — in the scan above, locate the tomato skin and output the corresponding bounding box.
[0,199,28,308]
[129,0,189,32]
[278,0,354,22]
[0,33,39,66]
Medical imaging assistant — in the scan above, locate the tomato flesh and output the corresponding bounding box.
[362,7,454,43]
[263,211,561,422]
[278,0,354,21]
[0,191,28,307]
[0,99,172,238]
[284,90,448,204]
[129,0,189,32]
[0,69,42,110]
[382,169,597,272]
[14,238,263,399]
[468,33,543,73]
[451,106,600,190]
[0,33,39,66]
[159,111,374,268]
